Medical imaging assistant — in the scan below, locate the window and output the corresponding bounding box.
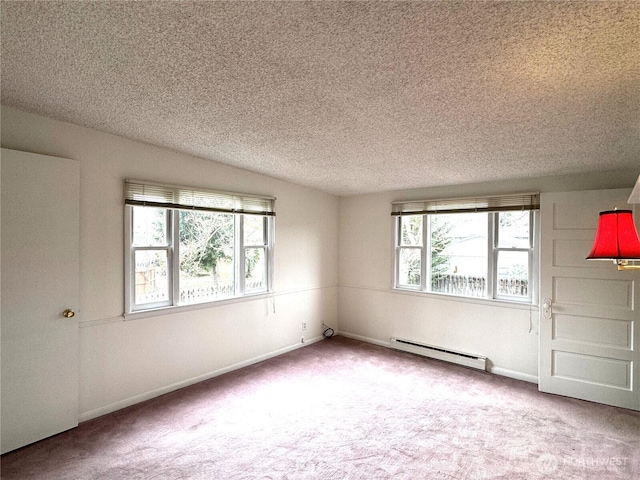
[393,193,539,303]
[125,180,275,313]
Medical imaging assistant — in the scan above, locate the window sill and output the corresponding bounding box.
[124,291,273,321]
[391,286,539,310]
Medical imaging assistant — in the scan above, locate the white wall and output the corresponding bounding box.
[338,171,638,382]
[1,106,339,420]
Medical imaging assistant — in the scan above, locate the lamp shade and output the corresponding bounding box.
[587,210,640,260]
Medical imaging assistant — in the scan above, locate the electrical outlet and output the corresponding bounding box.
[302,321,307,331]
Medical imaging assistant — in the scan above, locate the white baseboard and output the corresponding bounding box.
[79,335,324,423]
[338,330,538,385]
[337,331,391,348]
[488,366,538,384]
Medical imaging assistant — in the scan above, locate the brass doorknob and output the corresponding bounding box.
[62,309,75,318]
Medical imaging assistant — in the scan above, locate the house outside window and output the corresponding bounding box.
[125,180,275,314]
[393,193,539,303]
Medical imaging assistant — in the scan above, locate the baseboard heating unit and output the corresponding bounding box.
[389,337,487,371]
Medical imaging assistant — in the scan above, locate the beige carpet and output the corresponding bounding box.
[2,336,639,479]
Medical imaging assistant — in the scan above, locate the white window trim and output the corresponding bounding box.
[237,215,272,296]
[393,209,539,305]
[124,180,275,316]
[123,291,274,321]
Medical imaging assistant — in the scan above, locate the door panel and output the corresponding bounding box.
[553,239,609,269]
[1,148,80,453]
[553,276,633,309]
[540,189,639,411]
[552,351,631,388]
[553,314,631,348]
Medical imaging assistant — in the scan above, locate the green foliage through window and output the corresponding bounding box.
[129,205,272,311]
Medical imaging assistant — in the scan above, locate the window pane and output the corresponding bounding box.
[398,248,421,286]
[400,215,422,246]
[245,247,266,290]
[135,250,169,305]
[132,207,167,246]
[497,250,529,297]
[244,215,265,246]
[497,211,530,248]
[178,210,235,304]
[429,213,487,297]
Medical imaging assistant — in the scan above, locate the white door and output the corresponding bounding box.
[539,189,640,410]
[1,148,80,453]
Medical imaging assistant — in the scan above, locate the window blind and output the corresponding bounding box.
[125,180,276,216]
[391,192,540,216]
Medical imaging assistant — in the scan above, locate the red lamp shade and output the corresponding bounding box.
[587,210,640,260]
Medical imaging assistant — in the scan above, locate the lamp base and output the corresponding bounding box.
[616,260,640,271]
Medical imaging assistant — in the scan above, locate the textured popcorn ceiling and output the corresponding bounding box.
[1,1,639,195]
